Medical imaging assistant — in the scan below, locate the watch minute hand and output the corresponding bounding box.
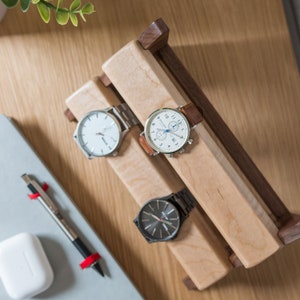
[168,131,183,138]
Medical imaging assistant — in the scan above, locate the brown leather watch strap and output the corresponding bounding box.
[179,102,203,127]
[139,135,157,156]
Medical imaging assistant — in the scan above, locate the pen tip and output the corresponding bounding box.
[93,264,105,277]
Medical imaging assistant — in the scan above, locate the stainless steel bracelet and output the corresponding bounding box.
[173,188,196,217]
[114,103,139,129]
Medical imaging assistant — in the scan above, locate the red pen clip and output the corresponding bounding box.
[27,183,49,200]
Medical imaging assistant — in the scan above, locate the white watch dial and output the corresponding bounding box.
[74,110,121,157]
[145,108,190,154]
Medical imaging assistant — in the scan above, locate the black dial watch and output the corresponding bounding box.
[134,188,196,243]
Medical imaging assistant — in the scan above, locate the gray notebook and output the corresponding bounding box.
[0,115,142,300]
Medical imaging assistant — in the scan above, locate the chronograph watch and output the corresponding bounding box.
[134,188,196,243]
[73,103,139,158]
[139,102,203,157]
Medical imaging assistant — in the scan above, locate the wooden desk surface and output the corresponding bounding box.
[0,1,299,299]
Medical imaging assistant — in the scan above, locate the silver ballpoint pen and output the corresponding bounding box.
[21,173,104,277]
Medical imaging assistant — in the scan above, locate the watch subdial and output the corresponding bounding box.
[155,129,167,141]
[168,121,179,132]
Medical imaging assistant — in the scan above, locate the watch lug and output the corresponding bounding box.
[187,138,193,145]
[104,106,113,113]
[112,150,118,157]
[168,153,174,158]
[120,128,128,138]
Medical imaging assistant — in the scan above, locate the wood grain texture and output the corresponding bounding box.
[156,40,292,227]
[138,19,295,230]
[102,40,282,268]
[1,0,300,299]
[65,79,233,290]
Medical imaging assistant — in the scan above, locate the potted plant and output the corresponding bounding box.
[0,0,95,26]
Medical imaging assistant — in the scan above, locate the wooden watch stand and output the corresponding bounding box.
[64,19,300,291]
[135,18,300,244]
[65,78,235,291]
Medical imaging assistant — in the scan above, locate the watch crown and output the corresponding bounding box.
[187,138,193,145]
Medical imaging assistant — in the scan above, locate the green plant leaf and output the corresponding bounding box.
[1,0,18,8]
[31,0,40,4]
[20,0,31,12]
[81,3,95,14]
[57,0,63,9]
[70,0,80,11]
[69,13,78,27]
[55,9,69,25]
[37,2,50,23]
[78,10,86,22]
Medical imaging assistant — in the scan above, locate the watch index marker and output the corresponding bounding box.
[142,211,151,216]
[162,224,169,232]
[167,208,175,215]
[156,199,160,209]
[145,224,152,230]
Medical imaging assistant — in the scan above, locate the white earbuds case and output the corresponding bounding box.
[0,233,54,299]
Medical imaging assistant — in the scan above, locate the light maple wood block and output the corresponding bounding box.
[65,78,233,290]
[102,41,283,268]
